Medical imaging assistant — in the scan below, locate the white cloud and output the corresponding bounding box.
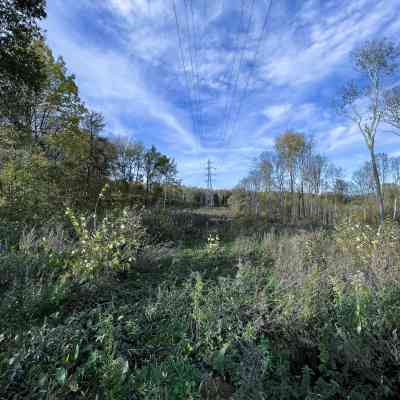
[261,0,399,87]
[42,0,400,187]
[264,104,292,120]
[43,5,199,153]
[108,0,165,17]
[327,124,362,151]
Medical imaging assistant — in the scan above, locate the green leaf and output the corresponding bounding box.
[121,358,129,376]
[56,367,68,385]
[74,343,80,361]
[88,350,98,364]
[39,373,48,387]
[212,342,230,375]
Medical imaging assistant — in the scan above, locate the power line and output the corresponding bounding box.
[188,0,205,138]
[171,0,274,145]
[221,0,256,142]
[227,0,274,140]
[183,0,203,136]
[172,0,200,137]
[218,0,247,140]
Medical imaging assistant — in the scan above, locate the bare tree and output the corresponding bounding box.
[337,39,400,223]
[275,131,305,195]
[352,162,375,196]
[391,156,400,185]
[376,153,390,187]
[158,156,178,209]
[258,151,275,192]
[391,156,400,220]
[246,169,262,216]
[384,86,400,133]
[258,151,276,218]
[113,137,144,183]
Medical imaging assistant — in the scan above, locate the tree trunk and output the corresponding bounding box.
[369,147,385,224]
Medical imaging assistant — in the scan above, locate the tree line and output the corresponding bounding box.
[232,130,400,224]
[233,38,400,225]
[0,0,185,224]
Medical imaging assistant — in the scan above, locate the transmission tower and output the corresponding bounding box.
[206,159,215,207]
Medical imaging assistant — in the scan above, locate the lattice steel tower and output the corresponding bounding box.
[206,159,215,207]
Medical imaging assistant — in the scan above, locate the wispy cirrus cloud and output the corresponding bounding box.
[43,0,400,187]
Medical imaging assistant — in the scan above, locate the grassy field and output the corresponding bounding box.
[1,209,400,399]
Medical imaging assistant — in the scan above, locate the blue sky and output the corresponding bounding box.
[43,0,400,188]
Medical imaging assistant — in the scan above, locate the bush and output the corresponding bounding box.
[66,207,145,278]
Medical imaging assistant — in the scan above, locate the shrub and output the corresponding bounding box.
[66,207,145,278]
[335,218,400,264]
[206,231,221,255]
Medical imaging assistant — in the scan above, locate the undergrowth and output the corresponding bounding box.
[1,211,400,399]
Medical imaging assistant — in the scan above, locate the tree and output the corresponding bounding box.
[258,151,275,192]
[0,1,184,216]
[158,156,178,208]
[0,150,55,224]
[31,44,82,143]
[305,154,327,195]
[384,86,400,134]
[352,162,374,196]
[80,111,117,205]
[237,141,346,223]
[275,131,305,195]
[141,146,179,206]
[391,156,400,185]
[143,145,161,194]
[337,39,400,223]
[275,131,306,219]
[0,0,47,88]
[114,138,144,183]
[0,0,48,142]
[376,153,390,187]
[1,42,82,149]
[45,127,92,208]
[257,151,276,218]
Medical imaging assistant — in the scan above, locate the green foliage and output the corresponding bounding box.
[0,0,47,95]
[335,218,400,263]
[0,307,135,399]
[0,152,58,225]
[2,195,400,399]
[206,231,221,255]
[135,357,201,399]
[66,206,145,278]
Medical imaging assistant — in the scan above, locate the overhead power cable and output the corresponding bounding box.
[171,0,273,146]
[228,0,274,141]
[221,0,256,141]
[172,0,199,136]
[183,0,203,136]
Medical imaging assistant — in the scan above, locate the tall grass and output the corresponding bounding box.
[1,212,400,399]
